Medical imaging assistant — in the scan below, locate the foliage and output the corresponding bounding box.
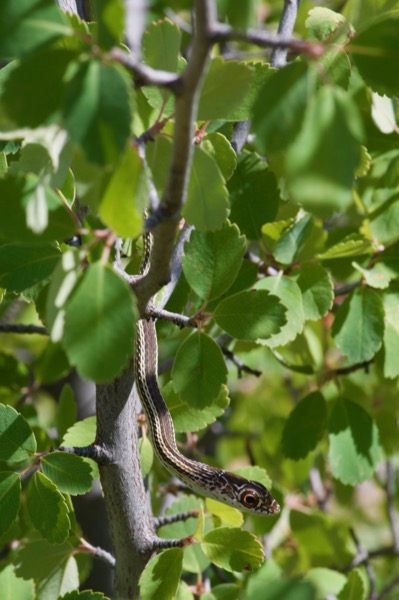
[0,0,399,599]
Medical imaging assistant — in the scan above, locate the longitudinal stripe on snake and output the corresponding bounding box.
[134,226,280,515]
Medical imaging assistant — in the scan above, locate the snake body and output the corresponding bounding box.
[134,228,280,515]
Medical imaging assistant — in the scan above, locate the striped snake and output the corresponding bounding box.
[134,225,280,515]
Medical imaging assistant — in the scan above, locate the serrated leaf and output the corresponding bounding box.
[201,132,236,181]
[286,86,363,217]
[41,452,93,495]
[252,61,313,155]
[14,539,73,580]
[352,261,391,289]
[63,263,137,382]
[255,276,305,348]
[382,289,399,378]
[205,498,243,528]
[163,382,230,433]
[64,60,131,165]
[295,264,334,321]
[62,417,96,448]
[350,15,399,96]
[99,146,147,238]
[228,152,280,239]
[306,7,349,41]
[198,59,254,121]
[139,548,183,600]
[201,527,264,572]
[282,392,327,460]
[26,471,70,543]
[0,472,20,533]
[214,290,286,341]
[60,591,110,600]
[331,287,384,364]
[183,147,229,231]
[172,332,227,408]
[338,569,366,600]
[37,554,79,599]
[317,234,373,260]
[0,564,34,599]
[328,398,381,485]
[0,243,60,293]
[182,222,246,301]
[159,495,209,574]
[0,0,70,59]
[272,214,313,265]
[0,403,36,462]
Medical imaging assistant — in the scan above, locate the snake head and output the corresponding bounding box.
[216,472,280,516]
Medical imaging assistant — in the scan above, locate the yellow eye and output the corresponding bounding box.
[242,492,259,507]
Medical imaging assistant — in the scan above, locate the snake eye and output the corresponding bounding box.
[242,492,259,508]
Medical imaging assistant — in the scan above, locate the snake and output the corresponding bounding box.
[134,224,280,516]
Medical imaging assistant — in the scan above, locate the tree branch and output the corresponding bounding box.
[154,510,200,529]
[0,323,47,335]
[271,0,303,68]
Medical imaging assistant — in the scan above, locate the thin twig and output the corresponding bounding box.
[79,538,116,568]
[271,0,303,69]
[348,529,377,599]
[148,535,196,551]
[331,359,374,377]
[343,544,397,572]
[110,48,182,90]
[334,281,362,296]
[379,573,399,600]
[309,467,329,511]
[147,307,197,329]
[154,509,200,529]
[221,347,262,378]
[0,323,47,335]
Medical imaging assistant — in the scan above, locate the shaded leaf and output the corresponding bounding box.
[63,263,137,382]
[172,332,227,408]
[201,527,264,572]
[0,243,60,292]
[182,222,246,301]
[139,548,183,600]
[0,472,20,533]
[0,403,36,462]
[282,392,327,460]
[41,452,93,495]
[26,471,70,543]
[214,290,286,341]
[328,398,381,485]
[14,539,73,580]
[295,264,334,321]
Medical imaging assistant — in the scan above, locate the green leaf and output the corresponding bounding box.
[0,243,60,292]
[37,555,79,599]
[41,452,93,495]
[64,60,132,165]
[60,592,110,600]
[139,548,183,600]
[0,403,36,462]
[228,152,279,240]
[0,472,20,533]
[92,0,124,50]
[163,382,230,433]
[382,289,399,378]
[282,392,327,460]
[14,539,73,580]
[317,234,373,260]
[62,416,96,448]
[201,132,236,181]
[45,249,81,343]
[201,584,241,600]
[0,0,70,59]
[233,465,272,491]
[99,146,147,237]
[141,18,181,114]
[272,213,314,265]
[338,569,366,600]
[286,86,363,217]
[328,398,381,485]
[331,287,384,364]
[350,15,399,96]
[182,222,246,301]
[252,61,313,155]
[255,276,305,348]
[352,262,391,289]
[158,495,209,574]
[295,264,334,321]
[0,175,76,243]
[369,197,399,245]
[183,147,229,231]
[214,290,286,341]
[0,564,34,599]
[57,384,77,441]
[139,434,153,478]
[172,332,227,408]
[63,263,137,382]
[26,471,70,543]
[1,48,76,127]
[198,59,254,121]
[205,498,244,528]
[247,579,316,600]
[201,527,264,572]
[304,568,346,599]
